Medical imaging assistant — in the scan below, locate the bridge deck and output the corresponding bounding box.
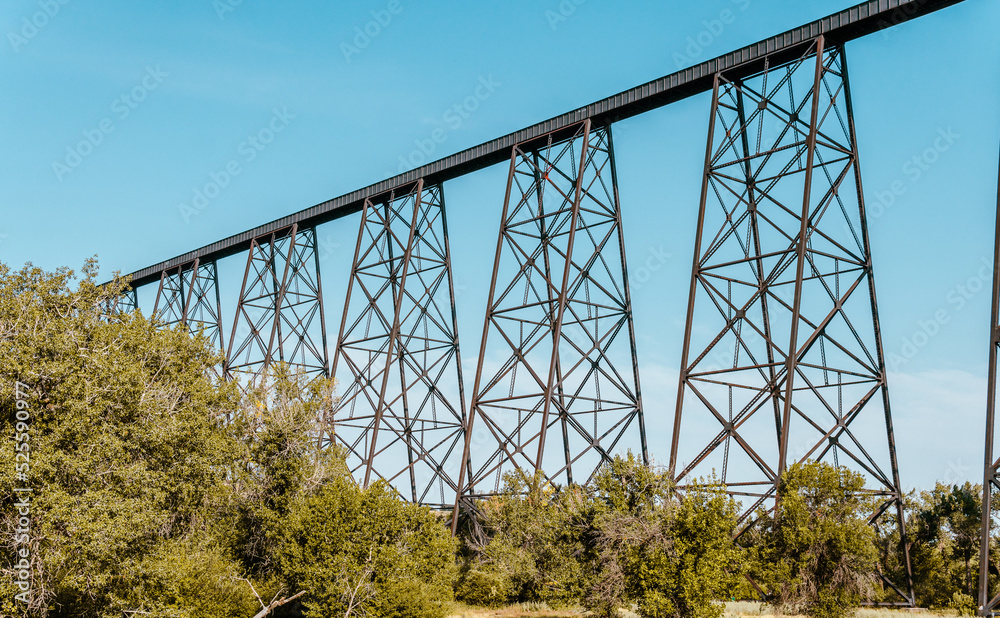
[122,0,964,288]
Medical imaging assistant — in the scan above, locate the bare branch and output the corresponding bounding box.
[240,576,266,611]
[250,590,306,618]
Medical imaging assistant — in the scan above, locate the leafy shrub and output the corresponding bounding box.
[584,454,742,618]
[454,568,514,607]
[457,453,744,618]
[906,482,985,608]
[276,476,458,618]
[124,537,261,618]
[455,470,588,608]
[761,461,879,618]
[950,592,976,616]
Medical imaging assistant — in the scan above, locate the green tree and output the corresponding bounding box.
[225,365,460,617]
[0,260,461,617]
[907,482,985,608]
[763,461,879,618]
[0,261,257,617]
[275,477,458,618]
[584,453,742,618]
[455,470,588,607]
[936,483,981,596]
[228,365,341,577]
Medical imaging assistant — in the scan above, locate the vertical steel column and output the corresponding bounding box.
[669,39,912,602]
[777,35,826,484]
[328,181,469,511]
[607,125,649,466]
[979,146,1000,615]
[227,224,328,385]
[454,119,645,522]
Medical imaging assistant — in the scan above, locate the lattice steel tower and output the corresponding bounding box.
[455,120,646,520]
[668,40,913,601]
[326,181,469,511]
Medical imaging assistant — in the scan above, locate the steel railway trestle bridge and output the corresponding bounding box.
[101,0,1000,611]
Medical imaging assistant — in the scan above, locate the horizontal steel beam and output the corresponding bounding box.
[120,0,964,289]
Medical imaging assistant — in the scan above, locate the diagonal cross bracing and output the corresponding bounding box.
[327,181,469,511]
[152,258,225,353]
[669,39,913,602]
[226,224,329,386]
[455,120,645,518]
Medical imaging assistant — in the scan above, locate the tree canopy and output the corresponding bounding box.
[0,259,987,617]
[0,261,457,618]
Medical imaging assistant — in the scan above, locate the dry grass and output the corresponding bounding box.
[725,601,959,618]
[448,601,583,618]
[450,601,958,618]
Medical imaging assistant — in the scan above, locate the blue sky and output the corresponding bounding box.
[2,0,998,492]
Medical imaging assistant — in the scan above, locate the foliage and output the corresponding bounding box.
[760,461,879,618]
[866,501,907,606]
[0,260,459,617]
[454,568,514,607]
[229,366,458,618]
[3,260,992,617]
[124,537,262,618]
[275,476,458,618]
[228,365,341,576]
[907,482,983,607]
[0,260,249,617]
[583,453,742,618]
[950,591,976,616]
[455,470,588,608]
[457,453,743,618]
